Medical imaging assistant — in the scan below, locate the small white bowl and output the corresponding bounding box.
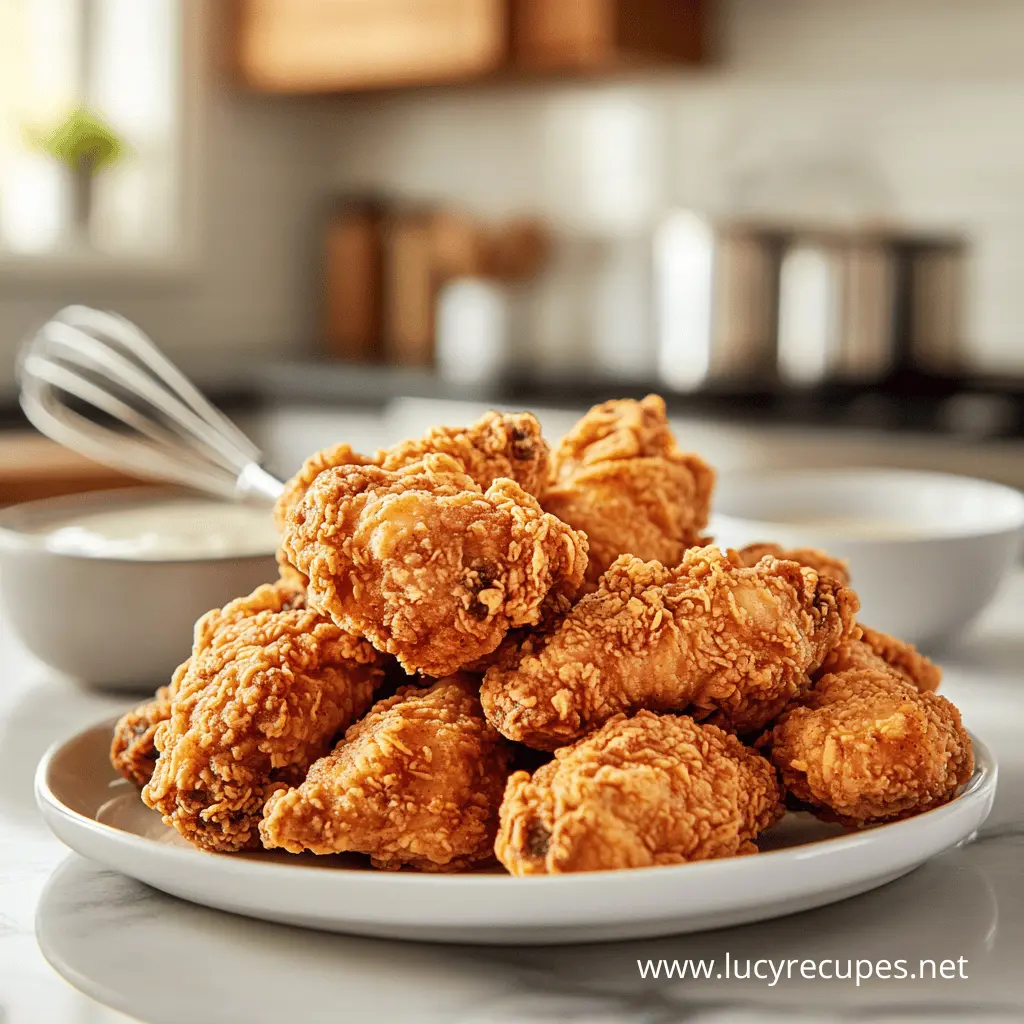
[0,488,278,692]
[711,468,1024,650]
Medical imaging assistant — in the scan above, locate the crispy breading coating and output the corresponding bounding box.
[480,547,858,750]
[260,675,511,871]
[496,711,783,874]
[110,684,174,787]
[461,590,576,675]
[273,443,373,533]
[273,444,374,587]
[279,454,588,678]
[732,547,941,692]
[858,625,942,692]
[542,395,714,586]
[377,410,549,496]
[272,414,550,584]
[819,625,942,693]
[766,667,972,826]
[733,543,851,586]
[142,581,386,852]
[273,412,550,535]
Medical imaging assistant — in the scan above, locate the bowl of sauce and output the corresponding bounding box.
[0,488,279,690]
[711,468,1024,649]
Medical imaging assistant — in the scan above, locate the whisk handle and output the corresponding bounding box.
[236,462,285,505]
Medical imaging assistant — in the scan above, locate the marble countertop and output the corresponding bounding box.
[2,579,1024,1024]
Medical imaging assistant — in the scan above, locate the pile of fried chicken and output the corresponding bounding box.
[111,396,973,875]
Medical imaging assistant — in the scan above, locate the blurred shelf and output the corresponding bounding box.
[234,0,706,95]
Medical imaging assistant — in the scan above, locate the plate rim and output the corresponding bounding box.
[35,713,998,890]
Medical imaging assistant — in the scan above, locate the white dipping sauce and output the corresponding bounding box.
[37,499,279,560]
[757,516,938,541]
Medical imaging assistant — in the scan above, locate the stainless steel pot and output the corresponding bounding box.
[654,211,778,391]
[776,232,898,387]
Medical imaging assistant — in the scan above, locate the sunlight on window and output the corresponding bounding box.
[91,0,178,253]
[1,154,67,251]
[0,0,180,258]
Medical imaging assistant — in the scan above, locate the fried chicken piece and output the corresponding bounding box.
[766,667,972,826]
[819,625,942,693]
[481,547,858,750]
[273,413,550,536]
[273,443,373,533]
[542,395,715,586]
[730,547,940,693]
[273,444,375,587]
[858,625,942,692]
[110,684,174,787]
[142,581,386,852]
[273,415,551,591]
[461,589,576,675]
[496,711,783,874]
[279,454,588,678]
[378,410,549,496]
[733,543,851,586]
[260,675,511,871]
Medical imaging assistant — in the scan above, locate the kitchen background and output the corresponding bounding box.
[3,0,1024,498]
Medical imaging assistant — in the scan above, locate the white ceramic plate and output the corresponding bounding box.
[36,717,997,946]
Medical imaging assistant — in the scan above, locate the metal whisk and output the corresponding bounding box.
[18,305,285,505]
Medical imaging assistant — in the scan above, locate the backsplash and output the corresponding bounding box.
[331,0,1024,376]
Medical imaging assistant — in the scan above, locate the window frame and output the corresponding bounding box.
[0,0,202,289]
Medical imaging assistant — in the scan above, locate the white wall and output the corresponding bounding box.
[4,0,1024,395]
[331,0,1024,374]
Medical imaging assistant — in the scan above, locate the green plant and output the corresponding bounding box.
[24,105,128,175]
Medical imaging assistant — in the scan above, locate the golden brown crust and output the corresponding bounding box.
[273,443,373,533]
[273,412,550,536]
[378,411,549,496]
[548,395,695,485]
[272,414,551,587]
[480,547,858,750]
[496,711,783,874]
[817,625,942,693]
[141,581,386,852]
[260,675,512,871]
[110,685,174,787]
[732,543,851,586]
[129,397,981,869]
[460,589,576,675]
[861,625,942,692]
[766,667,972,826]
[279,454,588,678]
[543,396,715,585]
[273,445,375,587]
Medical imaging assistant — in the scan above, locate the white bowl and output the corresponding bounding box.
[0,488,278,691]
[711,468,1024,650]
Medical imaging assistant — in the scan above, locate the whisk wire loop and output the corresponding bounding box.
[18,305,285,505]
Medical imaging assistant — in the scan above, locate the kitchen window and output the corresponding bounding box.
[0,0,183,265]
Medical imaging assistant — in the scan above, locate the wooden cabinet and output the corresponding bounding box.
[236,0,508,92]
[236,0,705,93]
[511,0,704,71]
